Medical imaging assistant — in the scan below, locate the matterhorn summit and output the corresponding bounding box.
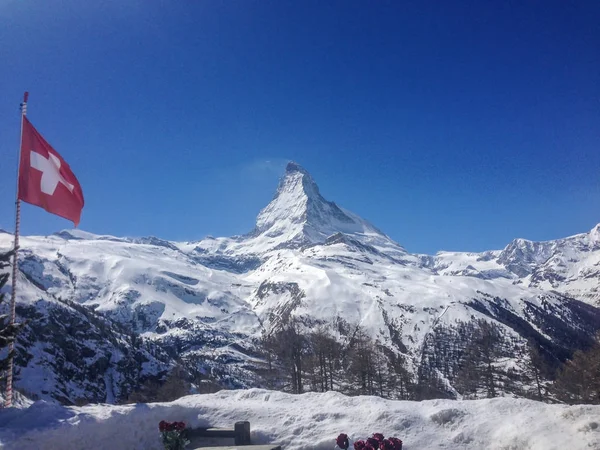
[192,161,406,257]
[253,161,400,249]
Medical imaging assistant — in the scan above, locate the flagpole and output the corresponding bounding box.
[5,92,27,408]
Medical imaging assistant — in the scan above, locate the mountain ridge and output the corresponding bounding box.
[2,161,600,403]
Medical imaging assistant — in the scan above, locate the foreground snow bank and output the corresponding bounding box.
[1,389,599,450]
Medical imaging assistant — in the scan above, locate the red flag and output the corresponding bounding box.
[18,117,84,226]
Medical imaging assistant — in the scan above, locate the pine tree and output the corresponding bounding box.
[0,250,21,377]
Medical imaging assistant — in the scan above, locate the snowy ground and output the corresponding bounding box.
[1,389,599,450]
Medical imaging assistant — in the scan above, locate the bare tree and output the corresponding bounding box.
[157,361,192,401]
[344,326,373,394]
[306,326,341,392]
[343,326,396,397]
[554,334,600,405]
[454,320,504,398]
[384,350,413,399]
[519,340,551,401]
[263,318,308,394]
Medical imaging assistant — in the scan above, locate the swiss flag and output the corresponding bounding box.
[18,117,84,226]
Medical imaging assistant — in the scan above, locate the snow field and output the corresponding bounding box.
[1,389,599,450]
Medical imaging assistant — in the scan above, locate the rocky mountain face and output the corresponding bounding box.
[5,266,170,404]
[2,162,600,403]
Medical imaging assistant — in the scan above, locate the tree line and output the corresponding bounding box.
[258,316,600,405]
[260,317,413,399]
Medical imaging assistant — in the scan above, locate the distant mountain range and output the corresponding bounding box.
[2,162,599,403]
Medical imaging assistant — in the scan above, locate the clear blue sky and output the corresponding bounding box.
[1,0,599,254]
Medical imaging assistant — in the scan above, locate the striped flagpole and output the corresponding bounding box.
[5,92,27,408]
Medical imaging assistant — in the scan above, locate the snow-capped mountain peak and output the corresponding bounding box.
[254,161,323,237]
[588,223,600,244]
[251,161,399,252]
[496,238,554,277]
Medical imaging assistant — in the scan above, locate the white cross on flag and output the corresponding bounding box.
[19,117,84,226]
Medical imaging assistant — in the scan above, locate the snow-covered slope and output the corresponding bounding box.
[2,161,600,403]
[430,225,600,305]
[1,389,599,450]
[0,229,261,403]
[2,260,170,404]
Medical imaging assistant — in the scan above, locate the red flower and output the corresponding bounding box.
[354,440,366,450]
[388,437,403,450]
[366,437,380,449]
[159,420,167,432]
[380,439,394,450]
[364,444,375,450]
[176,422,186,431]
[372,433,385,442]
[336,433,350,449]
